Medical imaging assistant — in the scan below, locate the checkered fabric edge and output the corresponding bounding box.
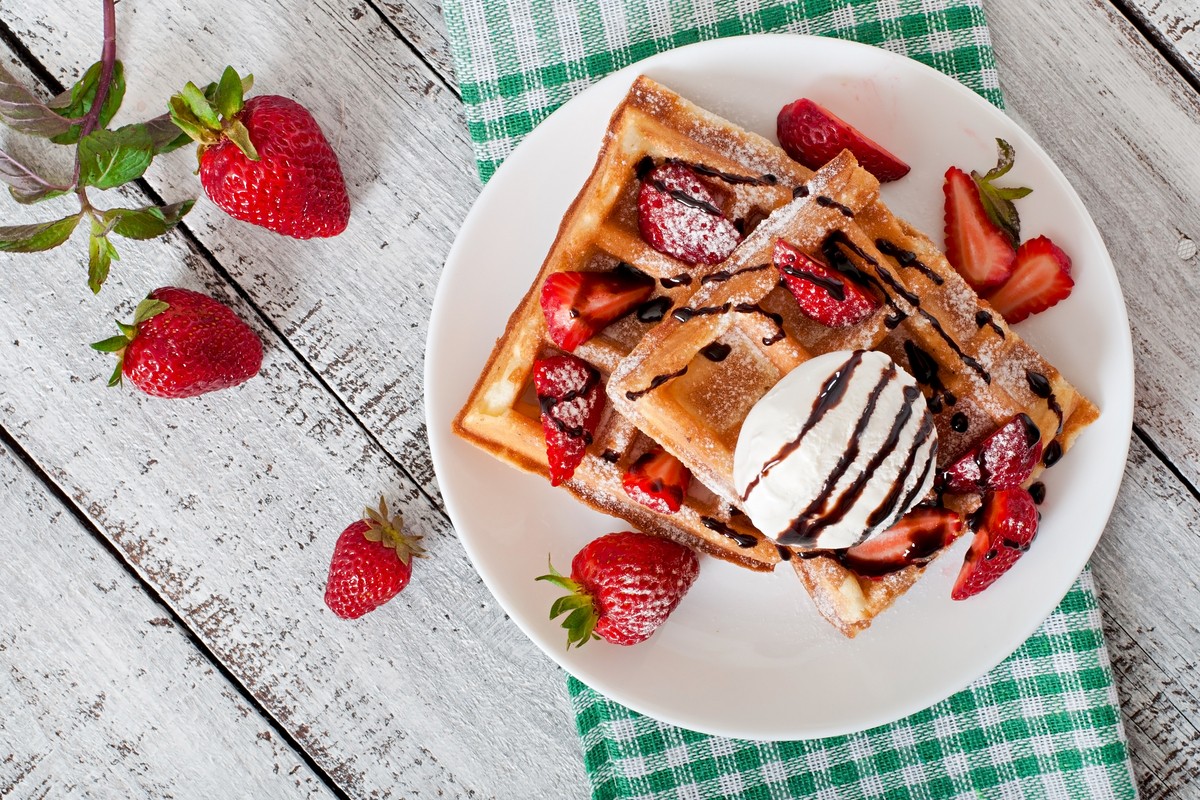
[442,0,1004,182]
[568,569,1136,800]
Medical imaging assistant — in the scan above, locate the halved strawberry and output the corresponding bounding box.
[533,355,605,486]
[540,269,655,352]
[985,236,1074,324]
[637,161,741,265]
[951,487,1039,600]
[622,447,691,514]
[841,507,963,578]
[776,99,910,181]
[943,166,1017,293]
[940,413,1043,494]
[774,239,878,327]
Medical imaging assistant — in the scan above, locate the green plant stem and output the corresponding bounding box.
[74,0,118,217]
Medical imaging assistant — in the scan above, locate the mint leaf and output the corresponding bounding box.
[0,213,82,252]
[105,200,195,240]
[87,231,120,293]
[0,62,73,138]
[142,115,191,155]
[78,126,154,189]
[49,61,126,145]
[0,146,71,204]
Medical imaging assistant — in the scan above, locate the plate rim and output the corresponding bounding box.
[424,32,1134,740]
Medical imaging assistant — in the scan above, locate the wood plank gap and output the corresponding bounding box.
[1107,0,1200,96]
[0,14,454,525]
[0,423,355,800]
[364,0,461,98]
[1133,423,1200,504]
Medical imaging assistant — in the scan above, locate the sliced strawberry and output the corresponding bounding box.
[841,507,963,578]
[622,447,691,514]
[540,269,655,352]
[533,355,605,486]
[951,487,1039,600]
[985,236,1074,324]
[943,166,1017,293]
[940,413,1043,494]
[776,99,910,181]
[774,239,878,327]
[637,161,741,265]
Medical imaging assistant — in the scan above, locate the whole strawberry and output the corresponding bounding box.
[91,287,263,398]
[325,497,425,620]
[169,67,350,239]
[538,531,699,647]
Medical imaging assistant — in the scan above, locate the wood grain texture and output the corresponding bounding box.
[369,0,458,91]
[0,39,584,800]
[989,0,1200,490]
[1118,0,1200,84]
[0,439,335,800]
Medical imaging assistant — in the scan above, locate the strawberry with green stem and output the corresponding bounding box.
[325,497,426,620]
[169,66,350,239]
[0,0,195,292]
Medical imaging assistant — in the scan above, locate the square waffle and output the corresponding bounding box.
[607,150,1099,636]
[453,76,816,570]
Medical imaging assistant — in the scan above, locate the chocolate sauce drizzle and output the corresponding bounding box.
[793,184,810,199]
[779,262,846,301]
[742,351,864,501]
[601,449,620,464]
[700,263,770,286]
[864,415,936,533]
[636,297,673,323]
[777,362,897,547]
[822,231,991,383]
[1042,441,1063,468]
[950,412,970,433]
[701,516,757,548]
[665,157,778,187]
[537,365,601,444]
[816,195,855,218]
[700,342,732,362]
[875,238,943,285]
[1029,481,1046,505]
[625,365,688,401]
[975,310,1006,338]
[660,273,693,288]
[672,302,786,346]
[1025,369,1064,434]
[903,339,955,413]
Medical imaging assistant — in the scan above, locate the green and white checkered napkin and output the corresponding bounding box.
[441,1,1137,797]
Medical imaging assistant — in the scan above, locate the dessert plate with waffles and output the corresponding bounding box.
[425,34,1133,739]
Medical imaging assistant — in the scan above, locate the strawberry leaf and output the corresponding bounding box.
[132,298,169,324]
[90,335,128,352]
[50,61,126,145]
[0,62,73,138]
[970,138,1031,248]
[0,213,82,252]
[0,146,71,204]
[105,200,195,240]
[223,119,259,161]
[215,66,245,119]
[78,126,154,189]
[141,115,191,155]
[179,81,220,130]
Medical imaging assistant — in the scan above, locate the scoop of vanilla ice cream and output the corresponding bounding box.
[733,350,937,550]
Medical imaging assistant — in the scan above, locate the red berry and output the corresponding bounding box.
[537,531,699,647]
[840,507,964,578]
[199,95,350,239]
[92,287,262,399]
[951,487,1039,600]
[622,447,692,514]
[943,167,1017,293]
[325,497,425,619]
[774,239,878,327]
[532,354,605,486]
[776,98,910,181]
[637,161,741,265]
[540,269,655,352]
[941,414,1043,494]
[985,236,1074,323]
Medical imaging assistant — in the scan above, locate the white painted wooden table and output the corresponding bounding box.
[0,1,1197,798]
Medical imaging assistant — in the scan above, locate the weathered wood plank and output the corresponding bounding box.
[1116,0,1200,86]
[369,0,458,91]
[1092,438,1200,796]
[988,0,1200,489]
[0,439,337,799]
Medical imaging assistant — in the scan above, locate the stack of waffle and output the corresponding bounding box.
[454,76,1097,636]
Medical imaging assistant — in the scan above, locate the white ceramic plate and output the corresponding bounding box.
[425,35,1133,740]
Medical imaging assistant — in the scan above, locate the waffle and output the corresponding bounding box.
[607,150,1099,636]
[453,76,815,570]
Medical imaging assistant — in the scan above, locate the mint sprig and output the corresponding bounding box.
[971,138,1033,248]
[0,0,196,293]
